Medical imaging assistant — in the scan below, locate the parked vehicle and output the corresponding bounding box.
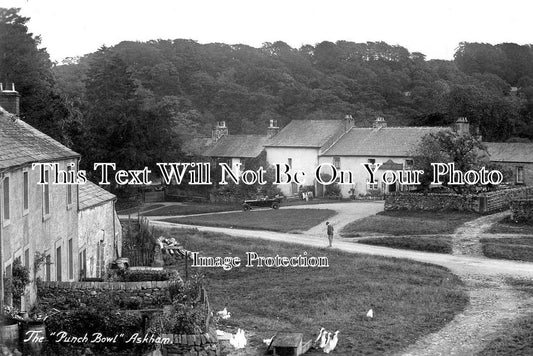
[242,197,282,211]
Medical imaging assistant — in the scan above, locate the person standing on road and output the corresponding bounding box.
[326,221,334,247]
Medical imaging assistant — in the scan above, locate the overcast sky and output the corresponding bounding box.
[1,0,532,62]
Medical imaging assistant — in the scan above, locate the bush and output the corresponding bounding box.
[107,268,179,282]
[45,294,143,344]
[150,274,209,335]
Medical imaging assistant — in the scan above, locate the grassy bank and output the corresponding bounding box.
[342,210,477,237]
[477,279,533,355]
[161,228,468,355]
[481,236,533,262]
[357,236,452,254]
[162,209,337,233]
[142,203,240,216]
[488,217,533,235]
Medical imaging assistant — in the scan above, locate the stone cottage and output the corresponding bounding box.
[0,86,121,309]
[484,142,533,186]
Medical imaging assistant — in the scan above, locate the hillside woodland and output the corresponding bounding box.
[2,8,533,174]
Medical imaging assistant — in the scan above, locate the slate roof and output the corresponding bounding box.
[484,142,533,163]
[203,134,269,158]
[78,181,116,210]
[0,106,79,171]
[321,126,446,157]
[265,120,344,148]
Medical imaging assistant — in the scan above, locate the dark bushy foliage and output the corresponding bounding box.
[108,268,179,282]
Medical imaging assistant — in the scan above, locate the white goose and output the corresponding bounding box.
[314,327,325,344]
[320,332,331,349]
[323,330,339,354]
[366,309,374,319]
[217,307,231,319]
[263,335,275,346]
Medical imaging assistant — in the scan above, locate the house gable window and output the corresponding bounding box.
[24,248,30,269]
[79,249,86,280]
[516,166,524,184]
[43,169,50,219]
[66,166,73,208]
[45,255,51,282]
[2,176,9,225]
[68,238,73,280]
[333,157,341,169]
[23,171,29,215]
[56,245,62,282]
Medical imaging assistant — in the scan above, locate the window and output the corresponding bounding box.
[368,158,376,164]
[24,248,30,269]
[5,264,12,278]
[333,157,341,169]
[79,249,86,279]
[366,179,378,190]
[3,176,9,223]
[288,158,292,169]
[66,166,72,207]
[96,242,104,278]
[23,171,29,213]
[56,246,62,282]
[43,170,50,217]
[516,166,524,184]
[45,255,51,282]
[68,239,73,280]
[405,159,414,168]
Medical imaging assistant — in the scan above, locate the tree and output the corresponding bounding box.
[412,130,488,193]
[83,47,182,181]
[0,7,79,144]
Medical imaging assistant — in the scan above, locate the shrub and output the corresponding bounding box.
[107,268,179,282]
[149,274,209,335]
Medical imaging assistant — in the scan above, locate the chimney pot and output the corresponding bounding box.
[0,82,20,115]
[212,121,229,141]
[372,117,387,129]
[454,117,470,136]
[267,119,280,138]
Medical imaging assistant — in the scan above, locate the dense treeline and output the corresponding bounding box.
[2,8,533,175]
[54,40,533,146]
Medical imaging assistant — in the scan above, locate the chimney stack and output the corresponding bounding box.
[454,117,470,136]
[0,83,20,116]
[373,117,387,129]
[267,119,280,138]
[344,114,354,132]
[212,121,229,142]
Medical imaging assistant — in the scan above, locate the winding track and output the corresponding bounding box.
[132,202,533,355]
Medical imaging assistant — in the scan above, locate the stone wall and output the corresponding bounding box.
[510,199,533,223]
[385,192,479,212]
[385,187,533,214]
[38,280,173,310]
[481,186,533,213]
[162,329,219,356]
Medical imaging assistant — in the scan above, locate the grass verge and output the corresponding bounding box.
[118,204,165,215]
[477,279,533,355]
[357,236,452,254]
[161,228,468,355]
[162,209,337,232]
[142,203,240,216]
[480,236,533,262]
[488,216,533,235]
[341,210,478,237]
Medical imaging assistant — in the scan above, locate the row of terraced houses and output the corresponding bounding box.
[0,86,122,310]
[205,117,533,197]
